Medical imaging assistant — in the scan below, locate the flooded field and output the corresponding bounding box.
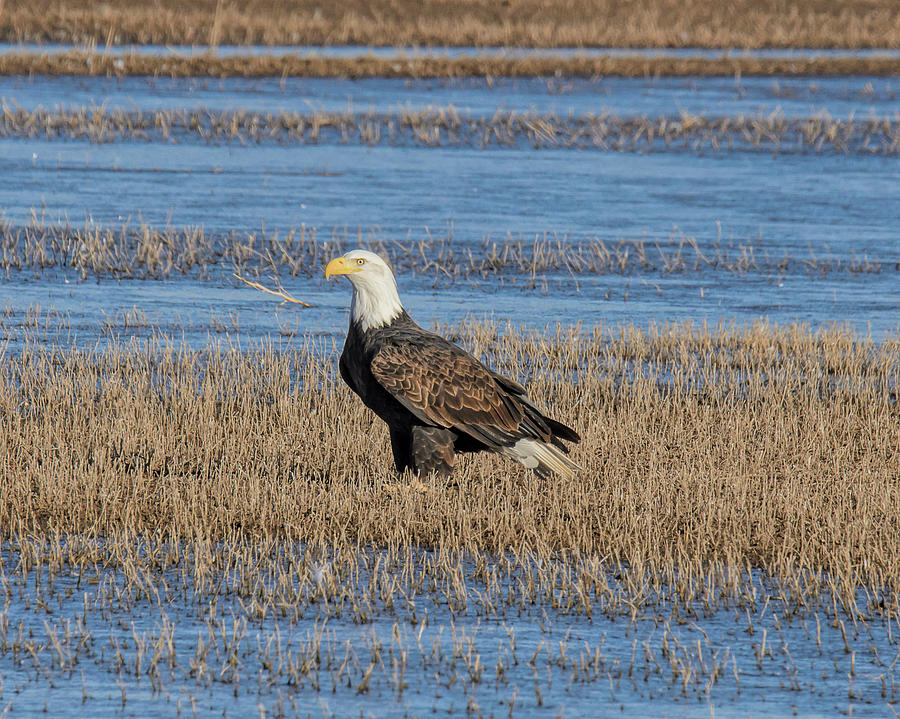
[2,321,899,718]
[3,542,900,719]
[0,56,898,718]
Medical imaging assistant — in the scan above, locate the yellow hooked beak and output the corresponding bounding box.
[325,256,358,279]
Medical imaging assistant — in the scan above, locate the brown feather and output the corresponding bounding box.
[370,342,522,432]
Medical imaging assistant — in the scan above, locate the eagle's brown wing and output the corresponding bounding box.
[369,340,523,436]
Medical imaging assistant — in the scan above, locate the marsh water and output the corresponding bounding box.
[1,72,899,346]
[7,42,900,59]
[2,541,899,719]
[0,56,899,718]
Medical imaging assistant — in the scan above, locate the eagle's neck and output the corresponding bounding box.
[350,274,403,332]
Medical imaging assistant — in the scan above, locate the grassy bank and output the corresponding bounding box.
[3,0,899,49]
[2,51,900,78]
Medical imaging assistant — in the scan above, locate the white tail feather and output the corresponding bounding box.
[502,439,582,480]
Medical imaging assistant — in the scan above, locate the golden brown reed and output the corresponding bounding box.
[2,320,898,603]
[0,218,889,280]
[1,50,899,78]
[2,0,899,49]
[3,103,899,154]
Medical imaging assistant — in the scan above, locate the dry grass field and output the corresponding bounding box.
[2,320,898,606]
[2,0,899,49]
[1,51,899,78]
[1,317,898,712]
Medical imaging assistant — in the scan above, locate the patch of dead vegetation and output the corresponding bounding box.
[1,320,897,599]
[2,0,899,49]
[1,51,899,78]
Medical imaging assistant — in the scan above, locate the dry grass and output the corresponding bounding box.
[1,320,898,600]
[1,50,899,78]
[3,103,899,154]
[0,218,891,282]
[2,0,899,49]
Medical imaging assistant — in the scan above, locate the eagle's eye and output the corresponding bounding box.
[356,258,365,265]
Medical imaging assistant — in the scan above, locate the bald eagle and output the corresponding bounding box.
[325,250,581,479]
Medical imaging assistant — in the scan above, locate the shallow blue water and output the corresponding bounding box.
[7,141,899,248]
[0,73,893,383]
[2,544,898,718]
[1,74,896,118]
[5,42,900,59]
[6,268,893,357]
[2,129,897,339]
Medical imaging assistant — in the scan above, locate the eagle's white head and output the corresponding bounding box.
[325,250,404,331]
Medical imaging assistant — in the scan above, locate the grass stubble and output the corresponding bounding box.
[2,103,899,154]
[2,0,899,49]
[0,316,898,711]
[1,50,899,79]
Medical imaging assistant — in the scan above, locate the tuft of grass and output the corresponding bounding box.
[0,214,888,290]
[0,218,891,282]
